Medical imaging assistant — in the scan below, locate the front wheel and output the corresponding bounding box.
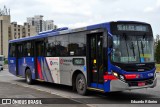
[25,69,33,85]
[76,73,87,95]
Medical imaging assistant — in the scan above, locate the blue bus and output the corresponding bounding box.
[8,21,157,95]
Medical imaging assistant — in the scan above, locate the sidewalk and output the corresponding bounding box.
[4,64,8,69]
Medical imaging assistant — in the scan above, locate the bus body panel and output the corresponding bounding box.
[21,56,87,86]
[59,57,87,86]
[8,57,16,75]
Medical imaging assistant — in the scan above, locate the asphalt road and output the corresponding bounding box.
[0,68,160,107]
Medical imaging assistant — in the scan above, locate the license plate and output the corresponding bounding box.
[138,82,145,86]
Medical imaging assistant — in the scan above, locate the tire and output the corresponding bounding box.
[76,73,87,95]
[25,69,33,85]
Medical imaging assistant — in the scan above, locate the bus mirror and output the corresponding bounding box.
[108,36,113,48]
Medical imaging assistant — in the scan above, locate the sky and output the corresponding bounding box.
[0,0,160,37]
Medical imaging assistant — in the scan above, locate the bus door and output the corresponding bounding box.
[16,43,23,76]
[87,32,105,88]
[34,40,45,80]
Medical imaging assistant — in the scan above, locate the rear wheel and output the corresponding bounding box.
[76,73,87,95]
[25,69,33,84]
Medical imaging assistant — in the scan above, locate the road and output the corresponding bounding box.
[0,68,160,107]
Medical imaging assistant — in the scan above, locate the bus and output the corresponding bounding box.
[0,55,4,70]
[8,21,157,95]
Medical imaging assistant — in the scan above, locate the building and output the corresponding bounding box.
[45,20,54,31]
[0,6,36,58]
[8,22,36,40]
[27,15,56,33]
[27,15,44,33]
[0,6,10,58]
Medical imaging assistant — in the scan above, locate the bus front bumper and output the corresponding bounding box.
[110,77,157,92]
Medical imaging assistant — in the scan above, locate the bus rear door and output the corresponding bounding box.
[16,43,23,76]
[34,40,45,80]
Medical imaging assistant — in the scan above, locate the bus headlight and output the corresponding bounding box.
[113,72,118,77]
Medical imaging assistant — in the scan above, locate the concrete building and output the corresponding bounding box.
[0,6,10,58]
[27,15,44,33]
[45,20,54,31]
[27,15,56,33]
[8,22,36,40]
[0,6,36,58]
[0,15,10,58]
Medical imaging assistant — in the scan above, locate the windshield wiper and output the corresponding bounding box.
[130,41,136,58]
[123,33,136,60]
[123,33,129,62]
[140,34,146,56]
[140,40,144,56]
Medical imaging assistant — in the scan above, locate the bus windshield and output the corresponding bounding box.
[111,34,154,63]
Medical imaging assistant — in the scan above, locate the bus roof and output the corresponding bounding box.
[9,21,149,43]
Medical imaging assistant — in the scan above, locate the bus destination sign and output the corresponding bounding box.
[117,24,149,32]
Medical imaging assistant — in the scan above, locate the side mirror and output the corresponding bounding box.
[108,36,113,48]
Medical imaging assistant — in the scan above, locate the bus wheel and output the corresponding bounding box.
[76,73,87,95]
[26,69,33,85]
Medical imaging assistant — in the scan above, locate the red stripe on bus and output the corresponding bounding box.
[103,75,118,80]
[37,59,43,80]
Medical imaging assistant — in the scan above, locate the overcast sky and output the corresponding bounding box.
[0,0,160,36]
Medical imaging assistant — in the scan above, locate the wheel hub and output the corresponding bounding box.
[26,74,30,83]
[78,79,84,90]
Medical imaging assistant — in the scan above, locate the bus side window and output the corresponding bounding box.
[55,35,69,56]
[9,43,16,57]
[68,32,86,56]
[46,37,56,57]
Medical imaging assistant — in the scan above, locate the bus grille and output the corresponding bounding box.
[120,63,155,72]
[127,78,154,87]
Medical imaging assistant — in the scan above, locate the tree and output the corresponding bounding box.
[155,34,160,46]
[155,40,160,63]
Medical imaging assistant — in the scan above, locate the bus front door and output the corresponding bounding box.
[87,33,104,88]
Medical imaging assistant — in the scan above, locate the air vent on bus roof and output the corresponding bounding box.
[38,27,68,35]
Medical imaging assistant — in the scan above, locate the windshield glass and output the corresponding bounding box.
[111,34,154,63]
